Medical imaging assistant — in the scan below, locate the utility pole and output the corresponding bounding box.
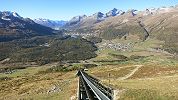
[108,73,111,97]
[108,73,111,87]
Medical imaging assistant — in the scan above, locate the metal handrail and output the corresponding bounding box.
[80,71,111,100]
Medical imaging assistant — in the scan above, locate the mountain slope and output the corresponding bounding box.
[0,11,56,42]
[64,6,178,55]
[0,11,98,64]
[93,6,178,53]
[65,8,125,29]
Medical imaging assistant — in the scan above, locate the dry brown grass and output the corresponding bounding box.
[0,66,78,100]
[89,65,137,79]
[88,63,178,99]
[129,64,178,79]
[91,67,136,79]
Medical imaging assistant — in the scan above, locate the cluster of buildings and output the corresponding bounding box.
[99,42,134,51]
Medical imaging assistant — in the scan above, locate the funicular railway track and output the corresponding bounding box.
[78,70,113,100]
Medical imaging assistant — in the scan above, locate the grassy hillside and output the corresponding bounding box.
[86,37,178,100]
[0,64,78,100]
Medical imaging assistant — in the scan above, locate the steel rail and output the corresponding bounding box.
[80,71,111,100]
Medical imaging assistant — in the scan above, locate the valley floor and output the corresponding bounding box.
[0,38,178,100]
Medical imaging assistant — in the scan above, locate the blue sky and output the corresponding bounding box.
[0,0,178,20]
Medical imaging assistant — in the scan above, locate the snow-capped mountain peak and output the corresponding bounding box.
[1,11,21,18]
[93,12,104,19]
[106,8,121,17]
[12,12,21,18]
[0,11,22,21]
[131,9,138,16]
[34,18,67,29]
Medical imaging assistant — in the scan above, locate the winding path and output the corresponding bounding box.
[117,65,142,80]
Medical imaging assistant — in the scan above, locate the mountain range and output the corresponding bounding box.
[0,11,58,42]
[34,8,127,29]
[34,18,67,29]
[33,6,178,30]
[64,6,178,29]
[62,5,178,54]
[0,11,97,64]
[1,3,178,100]
[1,5,178,63]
